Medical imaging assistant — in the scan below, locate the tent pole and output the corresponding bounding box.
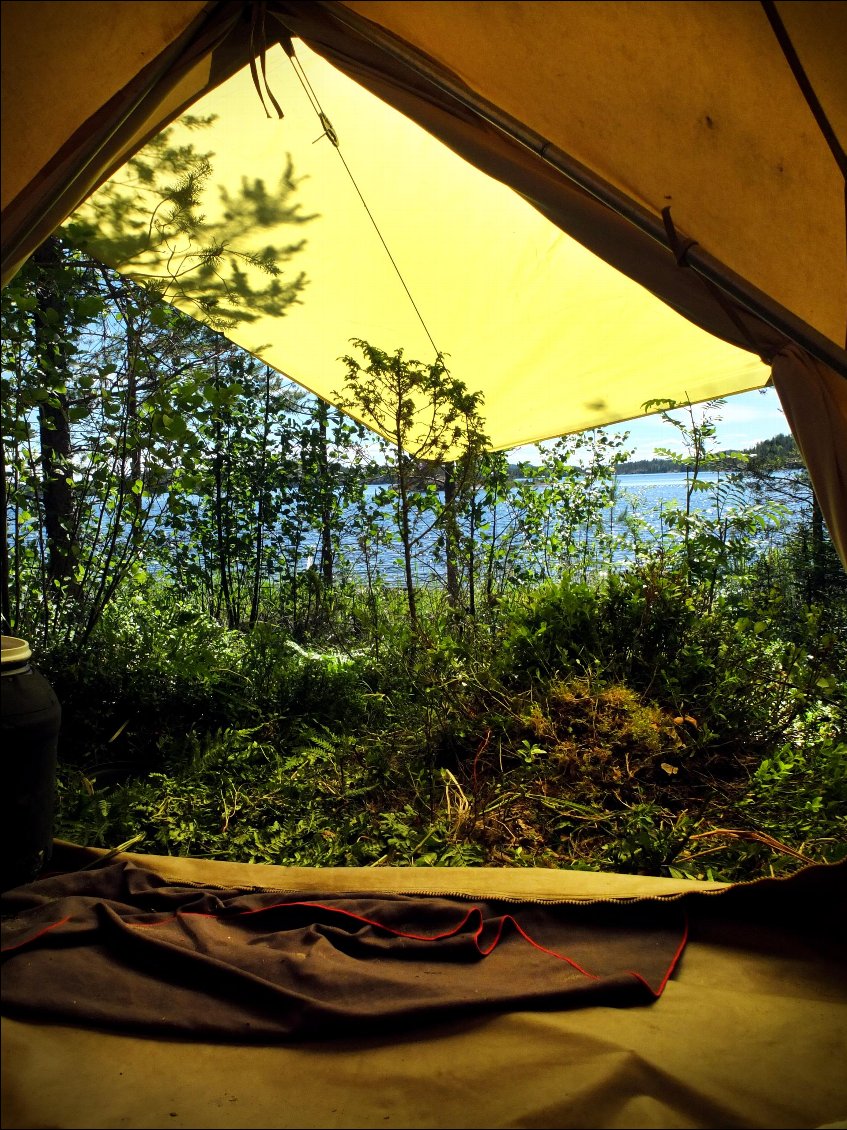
[313,1,846,379]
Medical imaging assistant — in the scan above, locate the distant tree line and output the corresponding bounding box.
[618,433,802,475]
[363,432,803,486]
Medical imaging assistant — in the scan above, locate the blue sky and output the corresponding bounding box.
[602,386,788,461]
[511,386,789,463]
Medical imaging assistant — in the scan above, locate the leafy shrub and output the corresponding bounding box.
[40,585,255,776]
[496,577,601,684]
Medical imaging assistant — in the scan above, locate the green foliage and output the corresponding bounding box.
[502,430,631,584]
[5,252,843,883]
[741,702,847,850]
[496,577,602,683]
[57,723,359,863]
[48,534,845,881]
[335,340,489,626]
[601,804,696,875]
[40,585,257,778]
[2,122,318,648]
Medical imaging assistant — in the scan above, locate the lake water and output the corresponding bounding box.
[9,471,806,592]
[325,470,807,585]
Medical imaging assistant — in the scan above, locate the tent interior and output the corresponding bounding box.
[2,3,846,1128]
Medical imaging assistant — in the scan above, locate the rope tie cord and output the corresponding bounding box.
[277,39,442,359]
[249,2,285,119]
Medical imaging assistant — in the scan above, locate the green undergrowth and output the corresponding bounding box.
[49,563,847,883]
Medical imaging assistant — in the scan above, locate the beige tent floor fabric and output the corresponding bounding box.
[2,850,846,1130]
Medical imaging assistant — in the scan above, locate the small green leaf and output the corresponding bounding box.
[76,295,104,318]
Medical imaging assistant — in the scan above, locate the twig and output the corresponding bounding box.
[679,827,816,865]
[76,833,146,871]
[472,728,491,789]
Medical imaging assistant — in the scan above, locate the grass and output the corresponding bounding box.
[48,569,847,883]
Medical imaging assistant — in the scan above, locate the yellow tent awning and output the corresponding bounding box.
[68,39,769,453]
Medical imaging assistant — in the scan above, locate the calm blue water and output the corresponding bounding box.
[8,467,817,592]
[15,469,797,586]
[323,470,806,585]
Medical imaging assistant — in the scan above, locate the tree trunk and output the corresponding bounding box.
[396,449,418,628]
[34,239,78,601]
[443,461,461,611]
[211,355,237,628]
[249,366,272,627]
[317,404,334,590]
[1,431,11,631]
[809,489,826,603]
[126,319,143,532]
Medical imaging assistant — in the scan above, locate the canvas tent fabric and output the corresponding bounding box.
[330,0,847,353]
[2,0,847,563]
[2,845,846,1130]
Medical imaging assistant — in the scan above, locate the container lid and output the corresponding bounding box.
[1,636,32,664]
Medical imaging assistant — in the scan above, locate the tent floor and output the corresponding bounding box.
[2,846,846,1130]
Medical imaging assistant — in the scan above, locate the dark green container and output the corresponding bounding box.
[1,635,62,890]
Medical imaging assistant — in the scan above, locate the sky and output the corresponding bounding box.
[510,385,789,464]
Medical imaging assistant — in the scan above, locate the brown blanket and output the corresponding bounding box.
[1,861,687,1041]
